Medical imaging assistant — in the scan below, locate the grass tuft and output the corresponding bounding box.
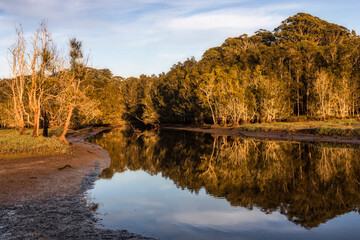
[0,129,71,159]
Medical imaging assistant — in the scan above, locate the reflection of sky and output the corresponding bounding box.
[87,170,360,240]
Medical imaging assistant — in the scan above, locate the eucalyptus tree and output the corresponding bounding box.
[58,38,97,143]
[27,21,57,137]
[7,25,27,134]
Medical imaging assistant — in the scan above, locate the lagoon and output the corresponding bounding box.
[87,129,360,239]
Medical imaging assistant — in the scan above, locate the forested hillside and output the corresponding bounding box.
[1,13,360,132]
[122,13,360,126]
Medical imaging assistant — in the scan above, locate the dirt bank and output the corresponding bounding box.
[0,127,154,240]
[0,128,112,205]
[162,125,360,144]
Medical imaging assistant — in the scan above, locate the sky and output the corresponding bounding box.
[0,0,359,78]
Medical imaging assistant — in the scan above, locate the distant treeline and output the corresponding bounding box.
[1,13,360,131]
[119,13,360,126]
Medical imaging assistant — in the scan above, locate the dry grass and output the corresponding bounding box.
[236,119,360,137]
[0,129,71,159]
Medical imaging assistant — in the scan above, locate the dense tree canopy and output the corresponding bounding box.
[1,13,360,131]
[114,13,360,126]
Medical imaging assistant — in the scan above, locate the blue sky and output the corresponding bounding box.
[0,0,359,78]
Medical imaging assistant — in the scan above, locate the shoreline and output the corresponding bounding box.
[0,127,153,240]
[0,127,112,205]
[162,125,360,144]
[2,124,359,239]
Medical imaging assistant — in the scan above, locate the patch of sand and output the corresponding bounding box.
[0,127,154,239]
[0,127,111,205]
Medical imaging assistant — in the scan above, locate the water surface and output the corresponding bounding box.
[87,129,360,239]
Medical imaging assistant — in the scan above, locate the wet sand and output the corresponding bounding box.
[0,127,154,240]
[162,125,360,144]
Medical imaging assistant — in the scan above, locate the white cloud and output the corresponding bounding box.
[165,4,300,31]
[0,0,304,78]
[167,12,283,30]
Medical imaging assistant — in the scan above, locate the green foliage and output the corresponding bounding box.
[113,13,360,126]
[1,13,360,129]
[0,79,12,127]
[237,119,360,137]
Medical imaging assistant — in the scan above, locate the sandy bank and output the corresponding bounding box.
[0,127,111,205]
[162,125,360,144]
[0,127,153,240]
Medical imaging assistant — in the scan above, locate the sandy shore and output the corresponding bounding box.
[162,125,360,144]
[0,127,153,240]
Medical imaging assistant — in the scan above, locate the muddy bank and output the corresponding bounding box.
[0,128,113,205]
[0,127,154,240]
[162,125,360,144]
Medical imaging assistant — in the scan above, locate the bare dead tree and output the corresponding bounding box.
[27,21,56,137]
[7,25,27,135]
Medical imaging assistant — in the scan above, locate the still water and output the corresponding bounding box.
[87,129,360,240]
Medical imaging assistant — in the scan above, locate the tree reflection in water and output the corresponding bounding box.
[88,129,360,229]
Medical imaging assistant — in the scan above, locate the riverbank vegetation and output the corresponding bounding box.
[0,21,104,144]
[118,13,360,126]
[177,118,360,137]
[0,129,71,159]
[1,13,360,141]
[236,119,360,137]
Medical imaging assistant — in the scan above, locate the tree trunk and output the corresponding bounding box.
[59,105,73,144]
[207,96,216,125]
[18,106,25,135]
[221,116,227,126]
[297,74,300,117]
[42,109,49,137]
[12,87,25,135]
[18,115,25,135]
[32,106,40,137]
